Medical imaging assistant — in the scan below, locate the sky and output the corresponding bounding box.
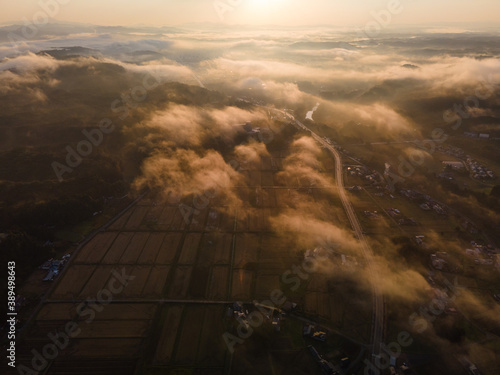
[1,0,500,27]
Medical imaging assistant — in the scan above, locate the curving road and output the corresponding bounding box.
[283,112,385,360]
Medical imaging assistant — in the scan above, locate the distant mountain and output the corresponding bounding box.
[402,63,419,69]
[289,41,358,50]
[37,46,102,59]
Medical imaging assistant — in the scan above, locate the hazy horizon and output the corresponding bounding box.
[1,0,500,27]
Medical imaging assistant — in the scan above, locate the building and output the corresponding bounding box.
[312,331,327,342]
[319,359,337,375]
[307,345,322,362]
[303,325,314,336]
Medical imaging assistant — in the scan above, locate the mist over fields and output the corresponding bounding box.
[1,22,500,375]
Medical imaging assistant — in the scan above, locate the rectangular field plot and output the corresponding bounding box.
[231,269,254,300]
[108,210,133,231]
[154,305,184,364]
[74,232,118,264]
[137,232,165,264]
[248,170,261,186]
[178,233,201,264]
[124,206,150,230]
[237,208,265,232]
[174,305,205,364]
[261,171,274,186]
[234,233,259,268]
[207,266,229,300]
[142,266,170,298]
[65,338,143,358]
[120,233,150,264]
[196,306,226,366]
[189,266,210,298]
[77,304,157,321]
[261,156,273,170]
[78,265,115,298]
[275,188,302,206]
[102,232,133,264]
[29,320,72,338]
[36,303,79,321]
[157,206,177,230]
[261,189,277,207]
[271,157,283,170]
[47,358,138,375]
[312,188,338,204]
[244,209,262,232]
[169,207,189,231]
[307,275,329,293]
[168,266,193,299]
[155,233,182,264]
[305,292,330,319]
[50,265,96,299]
[259,235,298,269]
[273,172,287,187]
[198,233,232,265]
[254,275,281,299]
[121,266,152,298]
[77,319,151,338]
[219,207,236,231]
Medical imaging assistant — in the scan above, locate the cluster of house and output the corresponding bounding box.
[227,301,292,333]
[347,166,383,184]
[389,361,411,375]
[40,254,70,282]
[303,324,327,342]
[227,302,252,329]
[399,189,447,215]
[385,207,418,226]
[437,145,495,180]
[466,156,495,180]
[430,252,462,273]
[364,210,380,219]
[414,236,430,250]
[419,201,446,215]
[465,242,498,266]
[347,185,363,192]
[431,242,499,272]
[430,252,450,271]
[399,189,426,202]
[463,132,491,139]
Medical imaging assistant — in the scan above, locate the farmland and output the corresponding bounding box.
[16,144,367,375]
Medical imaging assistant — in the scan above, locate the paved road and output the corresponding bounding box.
[282,111,385,360]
